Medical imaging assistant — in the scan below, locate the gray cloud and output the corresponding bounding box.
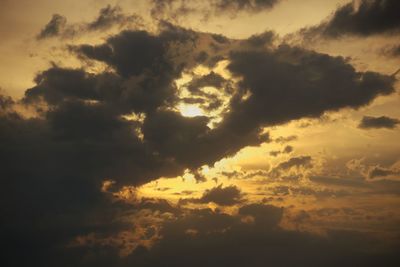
[359,115,400,129]
[149,0,281,20]
[274,135,298,144]
[37,5,142,40]
[221,45,395,138]
[269,145,293,157]
[180,185,244,206]
[275,156,313,171]
[87,5,141,31]
[303,0,400,38]
[368,166,399,179]
[96,205,398,267]
[37,14,67,40]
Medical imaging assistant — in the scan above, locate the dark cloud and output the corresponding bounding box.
[381,44,400,57]
[368,166,399,179]
[275,156,312,171]
[24,67,100,105]
[269,145,293,157]
[87,5,141,31]
[110,205,398,267]
[186,71,229,95]
[182,71,231,111]
[73,31,168,78]
[221,45,395,138]
[181,185,244,206]
[244,31,276,47]
[71,22,198,77]
[274,135,298,144]
[390,45,400,56]
[283,145,293,153]
[359,115,400,129]
[304,0,400,38]
[213,0,280,13]
[149,0,281,20]
[36,5,143,40]
[138,198,182,214]
[142,109,269,169]
[269,150,280,157]
[239,203,283,226]
[37,14,67,40]
[0,93,13,110]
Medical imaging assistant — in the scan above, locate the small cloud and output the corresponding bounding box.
[180,185,244,206]
[37,14,67,40]
[358,115,400,129]
[368,166,399,179]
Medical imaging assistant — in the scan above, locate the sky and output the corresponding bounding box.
[1,0,400,266]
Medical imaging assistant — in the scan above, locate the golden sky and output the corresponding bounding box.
[1,0,400,266]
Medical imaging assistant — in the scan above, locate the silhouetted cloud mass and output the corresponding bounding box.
[1,4,400,265]
[37,14,67,39]
[304,0,400,38]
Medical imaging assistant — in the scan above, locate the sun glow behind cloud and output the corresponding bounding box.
[178,103,204,117]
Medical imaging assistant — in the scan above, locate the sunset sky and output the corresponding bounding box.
[1,0,400,266]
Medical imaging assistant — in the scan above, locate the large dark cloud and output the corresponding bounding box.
[73,31,168,77]
[221,45,394,136]
[62,205,399,267]
[0,105,144,266]
[142,109,269,169]
[359,115,400,129]
[305,0,400,38]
